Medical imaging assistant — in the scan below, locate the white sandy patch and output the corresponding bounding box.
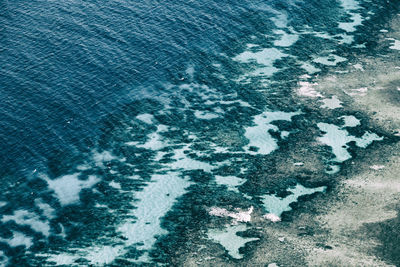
[92,150,118,167]
[44,173,100,206]
[269,9,288,28]
[136,113,154,124]
[47,173,193,265]
[76,164,90,171]
[109,181,121,190]
[340,115,360,127]
[43,254,79,266]
[386,38,400,50]
[280,131,290,139]
[219,100,252,107]
[0,231,33,248]
[194,110,220,120]
[313,54,347,66]
[35,199,55,219]
[261,184,326,222]
[244,110,301,155]
[214,175,246,193]
[84,246,121,265]
[321,96,343,109]
[273,29,299,47]
[338,0,363,32]
[300,62,321,74]
[162,145,215,172]
[116,173,192,263]
[207,224,259,259]
[353,43,366,48]
[339,13,363,32]
[126,125,168,150]
[186,66,195,78]
[317,122,382,163]
[233,48,289,78]
[2,210,50,237]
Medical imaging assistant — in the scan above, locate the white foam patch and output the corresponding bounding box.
[136,113,154,124]
[194,110,220,120]
[387,38,400,50]
[44,173,100,206]
[207,224,259,259]
[317,122,383,163]
[370,165,385,170]
[340,115,360,127]
[321,96,343,109]
[298,81,322,98]
[262,184,326,222]
[0,231,33,248]
[215,175,246,193]
[273,29,299,47]
[209,207,253,224]
[353,63,364,71]
[345,87,368,96]
[244,110,301,155]
[2,210,50,237]
[233,48,289,77]
[313,54,347,66]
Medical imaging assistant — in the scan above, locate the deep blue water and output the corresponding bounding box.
[0,0,399,265]
[0,0,252,175]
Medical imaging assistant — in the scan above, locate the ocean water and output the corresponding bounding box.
[0,0,399,265]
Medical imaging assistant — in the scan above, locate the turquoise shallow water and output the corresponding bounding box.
[0,0,399,265]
